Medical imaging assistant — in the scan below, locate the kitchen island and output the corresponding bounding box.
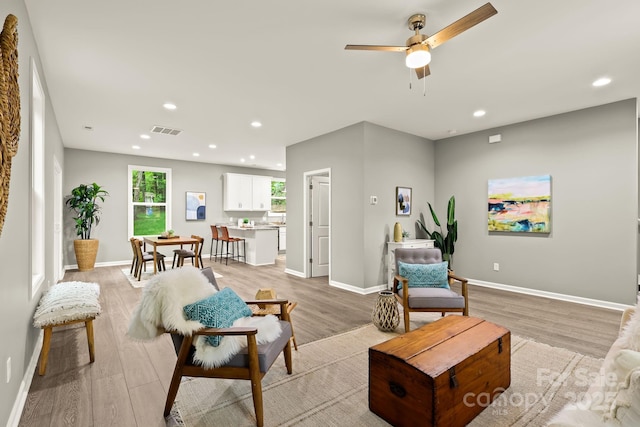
[225,225,278,266]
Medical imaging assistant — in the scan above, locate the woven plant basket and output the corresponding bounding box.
[74,239,99,271]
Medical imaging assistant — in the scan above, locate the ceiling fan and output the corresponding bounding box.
[345,2,497,79]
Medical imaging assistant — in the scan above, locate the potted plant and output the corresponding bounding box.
[416,195,457,268]
[66,183,109,271]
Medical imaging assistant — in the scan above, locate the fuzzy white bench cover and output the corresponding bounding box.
[33,281,101,327]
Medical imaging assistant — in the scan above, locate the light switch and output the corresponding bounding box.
[370,196,378,205]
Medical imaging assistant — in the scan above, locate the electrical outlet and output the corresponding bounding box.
[493,263,500,271]
[6,357,11,383]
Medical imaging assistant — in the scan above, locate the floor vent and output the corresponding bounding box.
[150,125,182,136]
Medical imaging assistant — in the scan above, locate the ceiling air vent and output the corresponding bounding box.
[150,125,182,136]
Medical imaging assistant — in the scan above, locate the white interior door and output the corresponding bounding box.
[53,156,63,282]
[311,176,330,277]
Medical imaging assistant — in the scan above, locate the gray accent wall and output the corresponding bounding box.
[0,1,66,424]
[433,99,638,305]
[286,122,435,289]
[64,149,284,265]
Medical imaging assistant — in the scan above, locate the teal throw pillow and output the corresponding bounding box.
[183,287,252,347]
[398,261,450,290]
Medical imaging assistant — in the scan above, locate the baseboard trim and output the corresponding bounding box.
[469,278,633,311]
[7,330,43,427]
[284,268,305,278]
[329,280,385,295]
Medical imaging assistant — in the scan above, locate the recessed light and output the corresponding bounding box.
[240,158,246,163]
[249,155,255,160]
[193,153,200,157]
[250,121,262,128]
[276,163,283,167]
[473,110,486,117]
[140,134,150,139]
[448,129,458,135]
[132,145,141,150]
[592,77,611,87]
[208,144,217,149]
[163,103,177,110]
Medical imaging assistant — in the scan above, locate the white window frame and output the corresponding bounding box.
[31,58,45,298]
[270,177,286,215]
[127,165,172,237]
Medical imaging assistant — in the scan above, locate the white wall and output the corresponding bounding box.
[286,122,435,290]
[434,99,638,305]
[0,2,66,424]
[63,149,285,265]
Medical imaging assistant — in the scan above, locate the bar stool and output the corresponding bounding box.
[219,226,246,265]
[209,225,220,261]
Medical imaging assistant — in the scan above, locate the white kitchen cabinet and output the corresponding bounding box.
[278,226,286,251]
[223,173,272,211]
[252,175,271,211]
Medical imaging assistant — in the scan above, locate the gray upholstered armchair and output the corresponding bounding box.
[392,247,469,332]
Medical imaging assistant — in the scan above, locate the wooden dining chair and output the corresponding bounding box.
[130,237,166,280]
[172,235,204,268]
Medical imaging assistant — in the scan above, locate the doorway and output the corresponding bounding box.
[304,169,330,278]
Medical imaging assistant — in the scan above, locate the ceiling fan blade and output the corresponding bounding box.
[344,44,407,52]
[425,2,497,49]
[415,65,431,80]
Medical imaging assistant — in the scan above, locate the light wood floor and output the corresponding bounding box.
[18,255,623,427]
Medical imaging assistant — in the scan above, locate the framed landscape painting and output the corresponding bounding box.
[488,175,551,233]
[396,187,412,216]
[186,191,206,220]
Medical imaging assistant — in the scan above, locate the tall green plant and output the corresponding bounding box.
[416,196,457,267]
[65,183,109,239]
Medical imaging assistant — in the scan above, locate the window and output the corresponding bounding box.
[271,179,286,213]
[31,59,45,298]
[128,166,171,237]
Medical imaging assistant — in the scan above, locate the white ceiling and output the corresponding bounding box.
[23,0,640,171]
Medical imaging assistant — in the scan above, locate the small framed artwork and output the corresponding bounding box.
[396,186,412,216]
[186,191,206,220]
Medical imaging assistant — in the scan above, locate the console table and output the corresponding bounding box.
[386,239,434,289]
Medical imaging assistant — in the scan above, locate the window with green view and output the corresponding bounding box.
[271,179,286,213]
[128,166,172,236]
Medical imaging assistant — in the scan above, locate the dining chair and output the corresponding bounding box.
[172,235,204,268]
[130,237,166,280]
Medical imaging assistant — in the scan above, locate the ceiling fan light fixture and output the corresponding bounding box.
[405,45,431,69]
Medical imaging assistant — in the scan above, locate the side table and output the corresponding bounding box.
[372,291,400,331]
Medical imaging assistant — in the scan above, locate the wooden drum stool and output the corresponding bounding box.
[33,281,102,375]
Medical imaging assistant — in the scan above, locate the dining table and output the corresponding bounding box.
[143,235,200,274]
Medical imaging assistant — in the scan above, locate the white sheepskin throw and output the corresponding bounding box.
[193,315,282,368]
[127,266,216,339]
[33,281,101,327]
[127,266,282,368]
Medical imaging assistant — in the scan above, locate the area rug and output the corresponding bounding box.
[171,323,603,427]
[121,268,222,289]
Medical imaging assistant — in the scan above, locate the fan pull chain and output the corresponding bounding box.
[409,67,412,89]
[423,67,426,96]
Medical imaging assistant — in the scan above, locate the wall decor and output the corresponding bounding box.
[488,175,551,233]
[396,186,412,216]
[0,14,20,238]
[186,191,206,220]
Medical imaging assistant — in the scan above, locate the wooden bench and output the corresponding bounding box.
[33,281,101,375]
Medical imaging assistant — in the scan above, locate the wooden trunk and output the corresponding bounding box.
[369,316,511,427]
